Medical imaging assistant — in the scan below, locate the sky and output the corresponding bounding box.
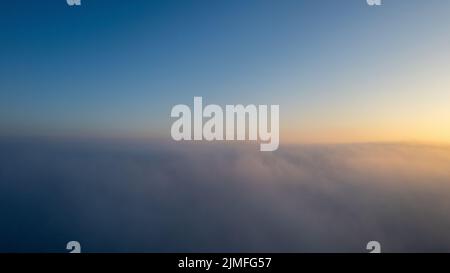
[0,0,449,143]
[1,1,450,253]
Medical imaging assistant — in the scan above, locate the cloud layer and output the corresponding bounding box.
[1,139,450,252]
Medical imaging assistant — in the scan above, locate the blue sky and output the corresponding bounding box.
[1,1,450,253]
[1,0,449,142]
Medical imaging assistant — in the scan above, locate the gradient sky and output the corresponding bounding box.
[1,0,449,143]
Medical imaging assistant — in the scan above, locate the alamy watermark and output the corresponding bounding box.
[66,0,381,8]
[367,0,382,6]
[170,97,279,152]
[66,0,81,6]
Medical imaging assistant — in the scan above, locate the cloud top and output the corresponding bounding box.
[1,139,450,252]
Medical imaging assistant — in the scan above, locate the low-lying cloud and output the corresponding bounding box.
[1,138,450,252]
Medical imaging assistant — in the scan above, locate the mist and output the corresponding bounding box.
[1,138,450,252]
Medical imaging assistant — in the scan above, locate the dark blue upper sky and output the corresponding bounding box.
[1,0,449,142]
